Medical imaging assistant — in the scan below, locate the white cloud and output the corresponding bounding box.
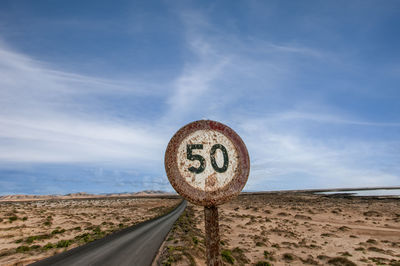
[237,116,400,190]
[0,116,165,163]
[269,111,400,127]
[164,11,233,121]
[0,42,166,165]
[166,52,230,120]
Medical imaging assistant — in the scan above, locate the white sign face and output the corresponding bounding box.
[177,130,239,191]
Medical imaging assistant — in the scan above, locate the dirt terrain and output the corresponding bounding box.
[156,192,400,265]
[0,196,181,265]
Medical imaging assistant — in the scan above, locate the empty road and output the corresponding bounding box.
[31,200,187,266]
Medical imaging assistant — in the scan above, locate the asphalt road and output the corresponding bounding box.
[31,200,187,266]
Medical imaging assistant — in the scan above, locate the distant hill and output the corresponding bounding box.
[0,190,173,202]
[134,190,167,195]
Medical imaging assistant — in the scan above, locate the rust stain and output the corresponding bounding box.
[205,173,217,188]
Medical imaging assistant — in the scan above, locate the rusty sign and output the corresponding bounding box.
[165,120,250,206]
[165,120,250,266]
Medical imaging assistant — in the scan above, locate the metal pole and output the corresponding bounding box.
[204,205,220,266]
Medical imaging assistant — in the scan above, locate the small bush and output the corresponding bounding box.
[51,229,66,234]
[271,243,280,249]
[256,262,271,266]
[9,216,18,222]
[56,240,70,248]
[283,253,294,261]
[363,211,381,217]
[368,246,384,253]
[23,234,49,244]
[43,243,54,250]
[256,241,265,247]
[221,250,235,264]
[295,214,312,220]
[264,250,275,261]
[75,233,91,243]
[26,236,36,244]
[231,247,250,264]
[16,246,30,252]
[327,257,356,266]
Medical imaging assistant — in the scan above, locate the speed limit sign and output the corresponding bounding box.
[165,120,250,265]
[165,120,250,206]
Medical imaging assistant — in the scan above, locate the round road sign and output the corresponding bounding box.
[165,120,250,206]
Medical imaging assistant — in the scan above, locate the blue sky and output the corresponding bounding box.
[0,0,399,195]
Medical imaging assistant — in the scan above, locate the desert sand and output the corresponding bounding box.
[156,192,400,265]
[0,196,180,265]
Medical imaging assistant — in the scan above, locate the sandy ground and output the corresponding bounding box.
[156,192,400,265]
[0,197,180,266]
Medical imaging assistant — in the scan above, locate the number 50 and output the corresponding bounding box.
[187,144,229,174]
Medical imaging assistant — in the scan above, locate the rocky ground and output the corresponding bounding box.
[155,192,400,266]
[0,197,180,265]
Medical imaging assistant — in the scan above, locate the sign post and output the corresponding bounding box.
[204,205,220,265]
[165,120,250,265]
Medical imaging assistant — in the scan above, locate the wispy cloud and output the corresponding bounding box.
[0,42,166,165]
[237,116,400,190]
[264,111,400,127]
[0,116,165,163]
[166,37,231,120]
[164,11,232,122]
